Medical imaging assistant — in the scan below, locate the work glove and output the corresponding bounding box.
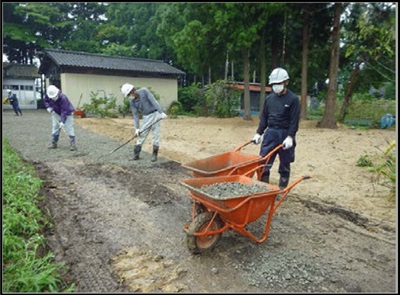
[134,128,140,137]
[252,133,262,144]
[282,136,293,150]
[159,112,168,119]
[47,107,53,113]
[59,122,64,129]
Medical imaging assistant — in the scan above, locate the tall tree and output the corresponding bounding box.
[318,3,343,129]
[3,3,74,64]
[337,3,396,122]
[299,5,311,120]
[210,3,270,120]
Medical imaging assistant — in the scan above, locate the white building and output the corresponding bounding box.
[2,62,41,109]
[38,49,185,110]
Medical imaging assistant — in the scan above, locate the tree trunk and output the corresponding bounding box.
[300,7,310,121]
[318,3,342,129]
[242,47,252,121]
[337,59,362,123]
[224,50,229,80]
[259,30,266,113]
[270,15,281,68]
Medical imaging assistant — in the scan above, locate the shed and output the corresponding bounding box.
[2,62,41,109]
[38,49,185,111]
[228,82,272,114]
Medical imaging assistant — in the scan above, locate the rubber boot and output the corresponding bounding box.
[133,144,142,160]
[260,174,270,183]
[279,176,290,190]
[69,136,77,151]
[48,141,57,149]
[151,145,159,162]
[48,134,59,149]
[277,176,290,201]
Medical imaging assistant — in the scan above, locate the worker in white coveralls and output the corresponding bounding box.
[121,83,167,162]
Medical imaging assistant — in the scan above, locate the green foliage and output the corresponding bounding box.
[168,101,184,118]
[356,154,373,167]
[117,97,131,118]
[2,138,74,292]
[343,99,396,128]
[359,141,396,202]
[178,81,241,118]
[383,82,396,100]
[82,91,118,118]
[204,80,241,118]
[178,83,206,114]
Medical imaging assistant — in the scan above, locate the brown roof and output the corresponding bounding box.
[3,62,40,79]
[228,82,272,92]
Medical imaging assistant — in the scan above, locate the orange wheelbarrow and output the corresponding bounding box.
[182,140,282,180]
[181,166,311,254]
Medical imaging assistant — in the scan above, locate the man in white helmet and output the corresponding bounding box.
[252,67,300,193]
[43,85,77,151]
[121,83,167,161]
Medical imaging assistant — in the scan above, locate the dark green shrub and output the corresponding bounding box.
[168,101,183,118]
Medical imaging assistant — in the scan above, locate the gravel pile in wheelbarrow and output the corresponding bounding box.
[201,182,270,200]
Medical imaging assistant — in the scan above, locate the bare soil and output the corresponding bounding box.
[2,109,397,293]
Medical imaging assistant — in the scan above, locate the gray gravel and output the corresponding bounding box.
[200,181,270,199]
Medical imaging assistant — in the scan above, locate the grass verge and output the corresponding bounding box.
[2,137,74,292]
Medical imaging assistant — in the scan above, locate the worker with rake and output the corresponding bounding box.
[121,83,167,162]
[43,85,77,151]
[252,67,300,190]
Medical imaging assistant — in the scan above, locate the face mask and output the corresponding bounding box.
[272,84,284,94]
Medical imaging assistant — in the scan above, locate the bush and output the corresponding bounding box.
[178,83,205,114]
[204,80,241,118]
[82,91,118,118]
[117,97,131,118]
[357,141,396,202]
[168,101,183,118]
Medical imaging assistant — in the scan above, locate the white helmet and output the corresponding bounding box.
[268,68,289,84]
[47,85,59,98]
[121,83,134,97]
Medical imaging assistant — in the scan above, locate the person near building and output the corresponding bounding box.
[252,67,300,191]
[7,89,23,116]
[43,85,77,151]
[120,83,167,162]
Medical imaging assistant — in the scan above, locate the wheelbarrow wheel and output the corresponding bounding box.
[186,212,223,254]
[194,202,207,215]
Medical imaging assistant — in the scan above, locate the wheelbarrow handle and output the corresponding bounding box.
[259,144,283,161]
[233,140,254,152]
[273,175,313,211]
[234,144,283,178]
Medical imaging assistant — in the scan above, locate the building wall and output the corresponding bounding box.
[2,78,39,109]
[51,73,178,111]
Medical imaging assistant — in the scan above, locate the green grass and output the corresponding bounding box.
[356,141,396,203]
[2,138,75,292]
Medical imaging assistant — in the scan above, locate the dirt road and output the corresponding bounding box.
[2,109,397,293]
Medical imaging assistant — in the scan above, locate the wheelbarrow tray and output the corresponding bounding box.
[180,175,281,224]
[182,151,261,178]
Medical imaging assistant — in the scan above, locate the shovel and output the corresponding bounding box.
[98,117,163,160]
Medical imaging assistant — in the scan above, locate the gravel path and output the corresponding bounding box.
[2,109,397,293]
